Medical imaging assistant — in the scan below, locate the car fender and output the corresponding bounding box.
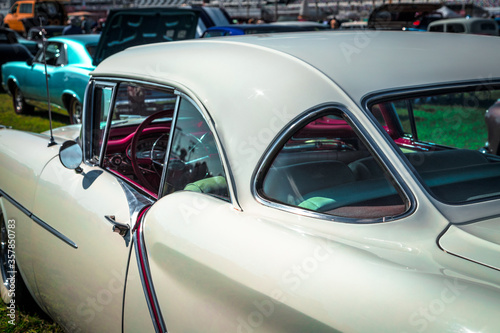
[3,66,26,96]
[3,74,19,96]
[0,128,62,311]
[0,128,61,212]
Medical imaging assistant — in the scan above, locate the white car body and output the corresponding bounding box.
[1,31,500,332]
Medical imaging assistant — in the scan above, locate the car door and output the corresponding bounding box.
[29,82,153,333]
[124,93,235,332]
[25,41,64,104]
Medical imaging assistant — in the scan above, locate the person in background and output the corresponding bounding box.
[329,17,340,29]
[62,17,83,35]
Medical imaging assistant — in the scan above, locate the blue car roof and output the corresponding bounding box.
[202,23,328,37]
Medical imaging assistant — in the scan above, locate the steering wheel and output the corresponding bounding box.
[130,110,171,193]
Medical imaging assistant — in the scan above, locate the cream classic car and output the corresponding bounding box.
[1,31,500,332]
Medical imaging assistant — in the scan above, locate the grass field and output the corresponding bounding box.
[0,91,65,331]
[0,92,70,132]
[0,304,63,333]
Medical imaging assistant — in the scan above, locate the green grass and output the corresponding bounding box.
[0,92,70,132]
[396,102,488,150]
[0,303,63,333]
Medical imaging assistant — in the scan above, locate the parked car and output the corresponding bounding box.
[0,27,34,88]
[2,8,201,123]
[368,3,489,30]
[202,21,327,37]
[3,0,66,35]
[428,17,498,35]
[1,31,500,332]
[1,35,99,123]
[26,24,64,41]
[0,26,38,54]
[339,21,368,30]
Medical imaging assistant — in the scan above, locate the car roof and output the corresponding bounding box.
[93,31,500,105]
[204,23,326,35]
[429,17,496,25]
[48,34,100,45]
[92,31,500,193]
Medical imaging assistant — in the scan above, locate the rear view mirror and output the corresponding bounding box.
[59,140,83,172]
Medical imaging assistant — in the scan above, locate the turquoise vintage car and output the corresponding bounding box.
[1,34,99,124]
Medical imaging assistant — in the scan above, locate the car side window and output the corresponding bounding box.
[36,42,64,66]
[447,23,465,33]
[98,83,177,196]
[260,111,408,220]
[162,98,229,200]
[429,24,443,32]
[370,89,500,204]
[19,3,32,14]
[88,81,228,199]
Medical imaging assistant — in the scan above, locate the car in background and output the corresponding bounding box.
[428,17,498,35]
[339,21,368,30]
[3,0,66,35]
[368,3,489,30]
[27,24,64,41]
[2,8,201,123]
[0,27,34,90]
[1,31,500,332]
[0,26,38,54]
[190,5,232,37]
[2,35,99,123]
[202,21,327,37]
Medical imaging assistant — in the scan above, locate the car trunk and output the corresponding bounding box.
[439,217,500,270]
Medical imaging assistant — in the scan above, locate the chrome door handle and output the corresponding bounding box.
[104,215,130,237]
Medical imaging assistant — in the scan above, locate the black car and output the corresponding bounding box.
[0,27,34,90]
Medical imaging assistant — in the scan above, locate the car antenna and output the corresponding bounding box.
[40,17,57,147]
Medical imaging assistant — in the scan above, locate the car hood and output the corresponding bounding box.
[439,217,500,270]
[93,8,200,66]
[41,124,81,142]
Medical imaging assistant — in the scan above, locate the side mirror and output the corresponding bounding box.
[59,140,83,172]
[26,58,33,66]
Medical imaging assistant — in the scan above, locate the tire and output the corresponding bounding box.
[12,84,34,115]
[68,98,82,124]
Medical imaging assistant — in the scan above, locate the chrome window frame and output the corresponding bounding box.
[83,77,234,204]
[253,103,415,224]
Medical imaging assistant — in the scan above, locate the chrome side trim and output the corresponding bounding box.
[0,189,78,249]
[134,213,167,333]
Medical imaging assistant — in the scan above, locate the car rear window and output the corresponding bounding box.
[258,109,409,222]
[370,87,500,204]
